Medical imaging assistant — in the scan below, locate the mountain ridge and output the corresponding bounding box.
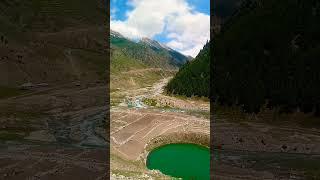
[110,29,189,69]
[140,37,172,51]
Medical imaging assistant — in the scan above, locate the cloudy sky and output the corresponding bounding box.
[110,0,210,57]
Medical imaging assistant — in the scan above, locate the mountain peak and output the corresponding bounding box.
[140,37,161,49]
[110,30,124,38]
[140,37,172,51]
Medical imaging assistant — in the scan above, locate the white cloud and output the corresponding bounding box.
[166,40,184,50]
[110,0,209,57]
[180,44,205,57]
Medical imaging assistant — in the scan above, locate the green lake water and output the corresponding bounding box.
[146,143,210,179]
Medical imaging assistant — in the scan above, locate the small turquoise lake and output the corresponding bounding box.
[146,143,210,179]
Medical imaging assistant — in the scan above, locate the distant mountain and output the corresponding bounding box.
[140,37,171,51]
[139,37,189,67]
[110,30,125,39]
[165,41,210,97]
[110,30,189,69]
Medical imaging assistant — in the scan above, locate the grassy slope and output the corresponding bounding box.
[110,39,176,106]
[110,48,147,75]
[110,48,173,92]
[110,34,179,91]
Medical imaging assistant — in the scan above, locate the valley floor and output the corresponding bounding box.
[113,75,320,179]
[0,82,108,179]
[213,109,320,179]
[2,78,320,179]
[110,77,210,179]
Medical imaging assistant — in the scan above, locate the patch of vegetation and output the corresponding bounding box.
[110,154,160,178]
[146,132,210,152]
[142,98,157,107]
[169,94,210,102]
[110,43,172,92]
[110,68,173,92]
[185,110,210,119]
[110,95,125,107]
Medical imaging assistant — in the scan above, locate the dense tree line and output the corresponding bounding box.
[166,42,210,97]
[212,0,320,115]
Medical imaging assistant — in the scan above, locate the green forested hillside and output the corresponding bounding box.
[166,42,210,97]
[213,0,320,115]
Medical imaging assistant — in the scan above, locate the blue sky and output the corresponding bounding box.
[111,0,210,21]
[111,0,210,57]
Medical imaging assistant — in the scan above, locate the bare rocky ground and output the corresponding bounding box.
[111,108,209,160]
[0,83,108,179]
[212,111,320,179]
[0,144,107,180]
[110,78,210,179]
